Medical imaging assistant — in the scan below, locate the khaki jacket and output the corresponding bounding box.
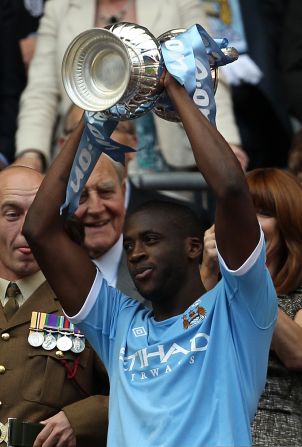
[0,281,108,447]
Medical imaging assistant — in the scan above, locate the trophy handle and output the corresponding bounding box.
[154,29,237,122]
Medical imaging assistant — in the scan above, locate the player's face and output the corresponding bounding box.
[123,211,188,301]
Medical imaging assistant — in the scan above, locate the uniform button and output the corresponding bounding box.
[55,351,64,358]
[0,366,6,374]
[1,333,10,341]
[0,401,2,406]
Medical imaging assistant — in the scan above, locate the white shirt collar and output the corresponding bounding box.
[0,270,45,306]
[93,235,123,287]
[92,180,129,286]
[124,178,131,209]
[89,179,129,287]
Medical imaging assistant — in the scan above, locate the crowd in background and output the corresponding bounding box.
[1,0,301,176]
[0,1,301,447]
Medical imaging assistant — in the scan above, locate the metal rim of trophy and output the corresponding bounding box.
[62,22,228,123]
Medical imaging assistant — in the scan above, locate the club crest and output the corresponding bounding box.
[183,304,206,329]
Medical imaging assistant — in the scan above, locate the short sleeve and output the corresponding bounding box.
[67,268,138,368]
[218,230,277,329]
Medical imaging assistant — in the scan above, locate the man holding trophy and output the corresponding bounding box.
[23,23,277,446]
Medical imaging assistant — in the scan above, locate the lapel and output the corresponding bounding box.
[69,0,95,23]
[136,0,160,33]
[0,281,60,331]
[62,0,160,55]
[63,0,96,44]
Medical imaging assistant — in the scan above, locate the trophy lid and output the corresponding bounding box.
[62,28,131,111]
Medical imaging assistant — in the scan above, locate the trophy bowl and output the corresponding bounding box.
[62,23,164,120]
[62,22,238,122]
[62,28,131,112]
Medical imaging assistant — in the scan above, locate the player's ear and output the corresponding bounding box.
[185,237,203,261]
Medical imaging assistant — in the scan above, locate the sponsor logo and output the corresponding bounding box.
[132,327,147,337]
[119,332,209,381]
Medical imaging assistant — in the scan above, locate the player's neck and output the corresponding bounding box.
[152,275,206,322]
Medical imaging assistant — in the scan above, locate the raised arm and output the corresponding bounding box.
[164,73,259,269]
[23,120,96,316]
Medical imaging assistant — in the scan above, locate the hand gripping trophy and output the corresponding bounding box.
[61,22,238,121]
[60,22,239,214]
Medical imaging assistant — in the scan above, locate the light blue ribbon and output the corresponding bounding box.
[60,112,134,215]
[161,24,236,126]
[61,24,237,215]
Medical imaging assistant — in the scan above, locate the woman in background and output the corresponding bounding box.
[249,169,302,446]
[200,168,302,446]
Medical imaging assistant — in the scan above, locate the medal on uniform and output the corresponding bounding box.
[28,311,46,347]
[42,331,57,350]
[42,313,59,350]
[56,316,73,351]
[71,327,85,353]
[28,331,44,347]
[57,333,73,351]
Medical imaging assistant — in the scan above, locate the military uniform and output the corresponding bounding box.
[0,276,108,447]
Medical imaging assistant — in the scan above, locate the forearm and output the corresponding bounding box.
[164,75,259,269]
[165,80,247,199]
[271,308,302,370]
[24,120,84,240]
[23,119,96,317]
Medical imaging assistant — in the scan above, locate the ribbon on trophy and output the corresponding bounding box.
[61,113,135,214]
[161,24,234,126]
[61,24,236,215]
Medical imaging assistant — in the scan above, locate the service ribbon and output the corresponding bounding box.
[44,313,59,330]
[29,311,38,331]
[58,315,74,332]
[30,311,47,331]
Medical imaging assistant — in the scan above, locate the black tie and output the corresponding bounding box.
[4,282,20,320]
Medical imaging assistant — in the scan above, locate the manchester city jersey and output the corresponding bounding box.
[69,232,277,447]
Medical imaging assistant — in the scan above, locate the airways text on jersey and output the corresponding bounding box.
[119,332,210,382]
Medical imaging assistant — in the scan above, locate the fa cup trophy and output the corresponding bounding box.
[61,22,239,215]
[61,22,238,122]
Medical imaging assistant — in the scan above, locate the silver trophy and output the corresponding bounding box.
[62,22,238,122]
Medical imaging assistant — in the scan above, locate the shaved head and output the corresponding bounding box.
[0,165,44,189]
[0,166,43,280]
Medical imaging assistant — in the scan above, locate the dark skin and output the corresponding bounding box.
[23,71,259,319]
[124,211,204,320]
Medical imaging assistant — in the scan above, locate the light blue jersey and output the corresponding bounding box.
[70,233,277,447]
